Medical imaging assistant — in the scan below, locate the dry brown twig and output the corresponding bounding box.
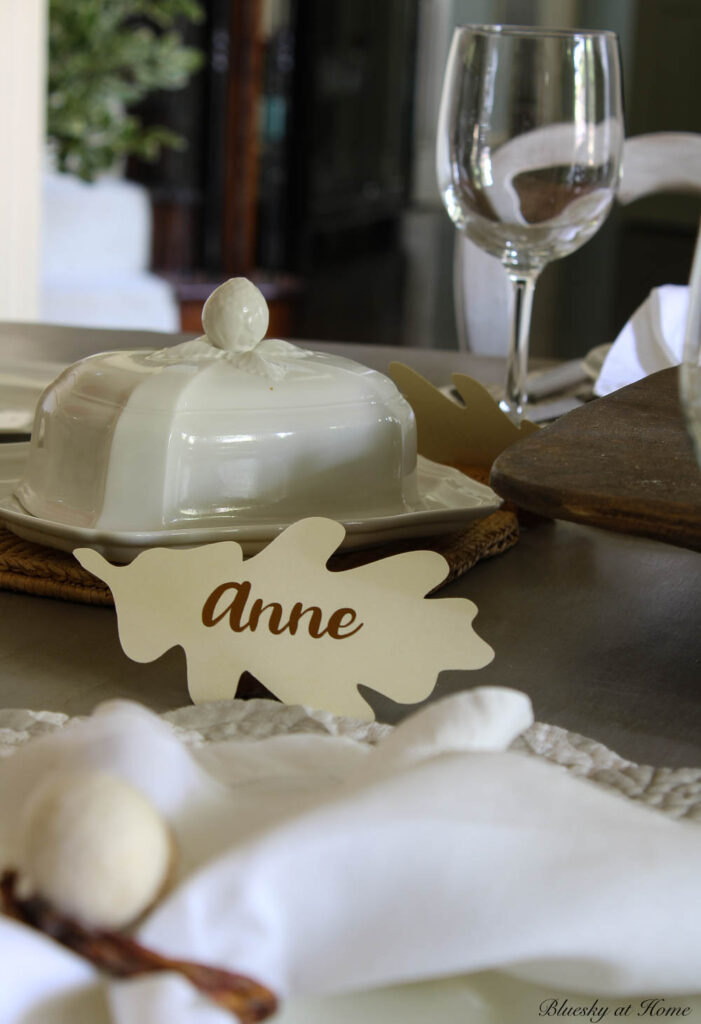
[1,870,278,1022]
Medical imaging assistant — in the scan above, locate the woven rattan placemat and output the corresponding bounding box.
[1,698,698,818]
[0,508,519,607]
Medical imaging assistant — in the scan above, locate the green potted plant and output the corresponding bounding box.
[42,0,204,329]
[47,0,204,181]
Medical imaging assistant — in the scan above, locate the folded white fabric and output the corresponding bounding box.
[0,690,700,1024]
[595,284,689,396]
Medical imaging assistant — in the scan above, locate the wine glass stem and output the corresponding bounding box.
[503,273,538,421]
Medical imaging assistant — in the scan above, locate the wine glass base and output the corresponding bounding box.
[498,397,528,425]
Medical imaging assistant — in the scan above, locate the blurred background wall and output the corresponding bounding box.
[5,0,700,359]
[0,0,45,321]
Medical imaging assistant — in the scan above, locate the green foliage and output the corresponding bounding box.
[48,0,205,181]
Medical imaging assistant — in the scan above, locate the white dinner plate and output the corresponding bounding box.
[0,444,501,561]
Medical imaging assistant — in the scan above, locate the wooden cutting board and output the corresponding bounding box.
[490,367,701,551]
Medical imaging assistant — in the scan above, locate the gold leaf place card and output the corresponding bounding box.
[389,363,539,469]
[76,518,494,721]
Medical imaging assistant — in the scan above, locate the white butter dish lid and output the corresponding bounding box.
[17,280,419,532]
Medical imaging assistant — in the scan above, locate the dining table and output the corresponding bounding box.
[0,319,699,771]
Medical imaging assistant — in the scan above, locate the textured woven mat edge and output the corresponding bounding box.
[0,508,518,608]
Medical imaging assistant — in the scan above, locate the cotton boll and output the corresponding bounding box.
[202,277,269,353]
[371,688,534,770]
[18,769,176,930]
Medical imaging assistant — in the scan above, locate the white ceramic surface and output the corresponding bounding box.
[0,361,67,434]
[17,337,419,531]
[1,444,500,560]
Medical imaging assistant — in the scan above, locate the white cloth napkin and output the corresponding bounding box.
[594,284,689,396]
[0,690,700,1024]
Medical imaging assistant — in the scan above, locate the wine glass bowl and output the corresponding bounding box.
[437,25,624,418]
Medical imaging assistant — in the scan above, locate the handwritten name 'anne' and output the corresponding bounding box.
[201,580,363,640]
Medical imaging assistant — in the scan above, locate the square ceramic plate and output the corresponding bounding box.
[0,444,501,561]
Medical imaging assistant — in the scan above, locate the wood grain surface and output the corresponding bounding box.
[490,368,701,551]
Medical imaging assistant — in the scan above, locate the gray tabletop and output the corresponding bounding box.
[1,322,699,768]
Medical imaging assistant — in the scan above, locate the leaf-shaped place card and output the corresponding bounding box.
[76,518,494,722]
[389,363,539,469]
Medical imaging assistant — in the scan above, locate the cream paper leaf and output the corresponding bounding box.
[389,363,538,468]
[76,518,494,721]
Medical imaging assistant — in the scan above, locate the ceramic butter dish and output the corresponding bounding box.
[16,279,418,531]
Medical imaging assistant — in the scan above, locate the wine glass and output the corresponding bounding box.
[437,25,624,420]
